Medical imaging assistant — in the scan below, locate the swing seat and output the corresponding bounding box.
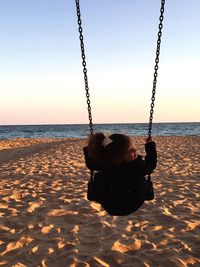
[88,171,148,216]
[84,146,154,216]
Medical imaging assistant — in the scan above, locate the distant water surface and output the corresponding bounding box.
[0,123,199,139]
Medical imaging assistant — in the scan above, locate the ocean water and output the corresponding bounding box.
[0,123,199,139]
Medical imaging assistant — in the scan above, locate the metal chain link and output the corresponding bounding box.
[148,0,165,137]
[75,0,165,137]
[75,0,94,135]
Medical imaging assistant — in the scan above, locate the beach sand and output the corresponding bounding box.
[0,136,199,267]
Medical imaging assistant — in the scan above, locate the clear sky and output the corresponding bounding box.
[0,0,199,125]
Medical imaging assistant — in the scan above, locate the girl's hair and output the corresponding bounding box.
[87,132,131,167]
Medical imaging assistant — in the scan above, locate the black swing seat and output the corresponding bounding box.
[84,143,156,216]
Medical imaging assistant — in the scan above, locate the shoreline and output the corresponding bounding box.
[0,123,199,140]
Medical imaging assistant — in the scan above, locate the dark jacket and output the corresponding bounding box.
[83,142,157,216]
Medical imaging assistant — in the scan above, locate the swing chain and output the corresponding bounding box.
[75,0,94,135]
[148,0,165,137]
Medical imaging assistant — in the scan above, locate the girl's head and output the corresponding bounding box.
[87,132,135,167]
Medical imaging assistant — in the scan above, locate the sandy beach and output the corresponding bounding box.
[0,136,199,267]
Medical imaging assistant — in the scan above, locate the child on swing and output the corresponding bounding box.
[83,132,157,215]
[84,132,157,173]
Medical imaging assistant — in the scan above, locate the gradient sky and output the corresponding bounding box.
[0,0,199,125]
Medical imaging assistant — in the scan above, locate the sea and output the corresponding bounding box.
[0,123,199,139]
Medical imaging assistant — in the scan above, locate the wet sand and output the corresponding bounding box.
[0,136,200,266]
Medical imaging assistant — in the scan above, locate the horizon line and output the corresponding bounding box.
[0,121,200,127]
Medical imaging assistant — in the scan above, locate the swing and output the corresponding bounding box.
[75,0,165,216]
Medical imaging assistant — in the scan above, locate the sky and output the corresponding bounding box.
[0,0,199,125]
